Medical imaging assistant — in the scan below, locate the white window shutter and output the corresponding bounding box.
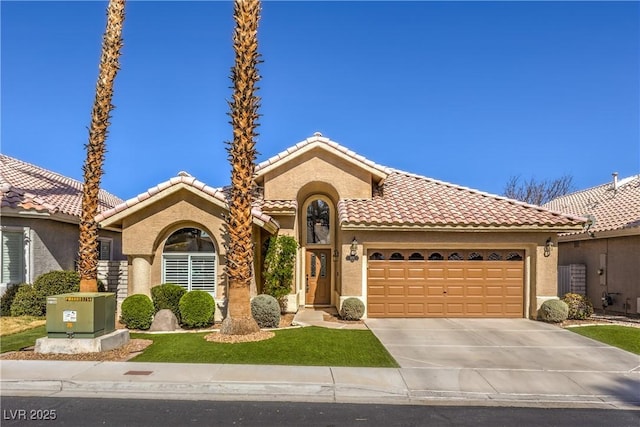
[1,231,25,284]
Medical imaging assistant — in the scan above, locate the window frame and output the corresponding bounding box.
[1,226,31,286]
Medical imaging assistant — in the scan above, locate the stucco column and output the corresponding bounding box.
[129,255,153,297]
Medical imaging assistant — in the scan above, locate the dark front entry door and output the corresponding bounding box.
[305,249,331,305]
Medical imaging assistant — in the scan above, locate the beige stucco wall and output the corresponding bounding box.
[262,148,373,201]
[557,235,640,315]
[120,189,229,301]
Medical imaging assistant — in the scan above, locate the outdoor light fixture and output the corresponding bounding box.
[347,237,359,262]
[544,238,554,257]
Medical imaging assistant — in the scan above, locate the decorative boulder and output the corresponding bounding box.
[149,309,179,331]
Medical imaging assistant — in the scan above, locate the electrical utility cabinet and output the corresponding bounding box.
[46,292,116,338]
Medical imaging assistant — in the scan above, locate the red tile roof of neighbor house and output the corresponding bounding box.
[543,174,640,235]
[0,154,123,219]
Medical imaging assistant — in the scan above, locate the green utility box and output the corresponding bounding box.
[46,292,116,338]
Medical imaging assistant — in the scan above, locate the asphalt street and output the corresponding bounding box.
[2,397,639,427]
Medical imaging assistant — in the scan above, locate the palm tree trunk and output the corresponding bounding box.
[220,0,262,335]
[78,0,126,292]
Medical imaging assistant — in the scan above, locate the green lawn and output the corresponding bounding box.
[568,325,640,355]
[0,325,46,353]
[131,327,398,367]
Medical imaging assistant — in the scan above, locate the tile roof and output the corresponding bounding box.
[255,133,391,179]
[95,172,278,229]
[338,170,585,229]
[543,175,640,235]
[0,154,123,219]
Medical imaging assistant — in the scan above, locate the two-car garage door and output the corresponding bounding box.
[367,249,524,318]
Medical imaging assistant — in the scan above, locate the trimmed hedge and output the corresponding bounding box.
[151,283,186,322]
[562,293,594,320]
[340,297,365,321]
[120,294,154,330]
[538,299,569,323]
[10,285,43,317]
[1,283,27,316]
[179,291,215,329]
[251,294,280,328]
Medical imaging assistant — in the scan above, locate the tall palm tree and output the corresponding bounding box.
[78,0,126,292]
[221,0,262,335]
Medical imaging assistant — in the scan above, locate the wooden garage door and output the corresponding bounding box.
[367,249,524,318]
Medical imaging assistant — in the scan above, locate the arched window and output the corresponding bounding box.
[428,252,444,260]
[488,252,503,261]
[306,199,330,244]
[506,252,523,261]
[369,252,384,260]
[390,252,405,260]
[408,252,424,260]
[448,252,463,261]
[468,252,483,261]
[162,227,216,295]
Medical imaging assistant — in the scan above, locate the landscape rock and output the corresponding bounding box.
[150,309,179,331]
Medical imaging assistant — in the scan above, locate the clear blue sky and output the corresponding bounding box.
[2,1,638,200]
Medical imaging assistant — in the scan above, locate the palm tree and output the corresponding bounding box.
[78,0,126,292]
[220,0,262,335]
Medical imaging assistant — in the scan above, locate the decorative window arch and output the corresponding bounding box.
[488,252,503,261]
[390,252,405,260]
[468,252,483,261]
[428,252,444,260]
[408,252,424,260]
[448,252,463,261]
[303,196,333,245]
[162,227,216,296]
[506,252,523,261]
[369,252,384,260]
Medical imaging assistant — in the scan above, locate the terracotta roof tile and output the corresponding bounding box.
[338,170,585,229]
[95,173,278,229]
[543,175,640,235]
[0,154,123,218]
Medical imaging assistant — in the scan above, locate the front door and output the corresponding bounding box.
[305,249,331,305]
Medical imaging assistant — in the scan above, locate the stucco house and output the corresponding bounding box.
[544,174,640,315]
[97,134,585,319]
[0,154,125,293]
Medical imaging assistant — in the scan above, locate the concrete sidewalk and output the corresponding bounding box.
[2,359,638,409]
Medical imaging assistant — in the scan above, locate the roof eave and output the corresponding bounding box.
[340,223,585,232]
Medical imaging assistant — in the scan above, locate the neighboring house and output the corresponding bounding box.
[0,154,125,293]
[97,133,584,319]
[544,174,640,315]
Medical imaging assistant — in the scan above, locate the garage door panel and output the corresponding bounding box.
[367,250,524,318]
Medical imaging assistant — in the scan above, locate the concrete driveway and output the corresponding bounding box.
[366,318,640,406]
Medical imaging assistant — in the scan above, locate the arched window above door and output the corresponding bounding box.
[306,198,331,244]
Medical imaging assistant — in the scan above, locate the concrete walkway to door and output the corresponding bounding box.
[365,318,640,406]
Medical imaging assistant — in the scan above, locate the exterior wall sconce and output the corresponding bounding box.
[544,238,554,257]
[347,237,359,262]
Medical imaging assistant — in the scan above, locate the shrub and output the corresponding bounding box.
[538,299,569,323]
[1,283,27,316]
[263,235,297,312]
[340,297,365,321]
[179,291,215,329]
[120,294,154,330]
[562,293,594,320]
[251,294,281,328]
[33,271,81,296]
[10,285,44,317]
[151,283,186,322]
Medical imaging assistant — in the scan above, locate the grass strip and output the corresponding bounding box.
[0,326,47,353]
[568,325,640,355]
[131,326,398,367]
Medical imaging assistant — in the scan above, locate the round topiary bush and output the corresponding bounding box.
[1,283,27,316]
[538,299,569,323]
[151,283,186,322]
[120,294,154,330]
[340,297,365,321]
[179,291,215,329]
[561,293,594,320]
[10,285,44,317]
[251,294,280,328]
